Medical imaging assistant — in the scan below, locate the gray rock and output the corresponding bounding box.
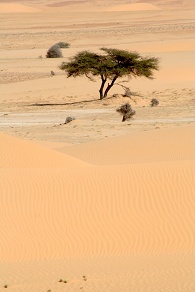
[64,116,75,124]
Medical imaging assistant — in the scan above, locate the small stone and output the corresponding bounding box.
[64,116,75,124]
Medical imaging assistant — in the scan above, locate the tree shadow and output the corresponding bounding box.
[29,96,114,107]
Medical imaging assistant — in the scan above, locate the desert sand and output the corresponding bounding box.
[0,0,195,291]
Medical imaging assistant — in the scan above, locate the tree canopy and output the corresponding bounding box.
[60,48,159,99]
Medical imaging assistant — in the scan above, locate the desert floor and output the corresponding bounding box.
[0,1,195,291]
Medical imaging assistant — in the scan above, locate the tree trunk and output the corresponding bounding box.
[99,75,106,100]
[103,76,118,98]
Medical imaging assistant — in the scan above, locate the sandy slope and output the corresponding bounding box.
[0,132,88,168]
[2,159,194,261]
[58,125,195,164]
[0,125,195,291]
[106,3,160,11]
[0,3,41,13]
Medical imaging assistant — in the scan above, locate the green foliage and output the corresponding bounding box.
[60,51,100,78]
[60,48,159,99]
[46,44,63,58]
[102,48,158,79]
[57,42,70,48]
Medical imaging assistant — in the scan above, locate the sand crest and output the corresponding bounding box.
[106,3,160,11]
[0,132,89,168]
[0,3,41,13]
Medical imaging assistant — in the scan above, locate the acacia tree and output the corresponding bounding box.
[60,48,159,100]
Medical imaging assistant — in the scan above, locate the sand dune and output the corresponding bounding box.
[0,125,194,262]
[106,3,160,11]
[0,132,89,168]
[1,160,194,262]
[0,3,41,13]
[58,125,195,165]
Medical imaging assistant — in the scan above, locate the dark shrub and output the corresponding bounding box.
[123,86,132,97]
[57,42,70,48]
[116,103,136,122]
[150,98,159,107]
[46,44,63,58]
